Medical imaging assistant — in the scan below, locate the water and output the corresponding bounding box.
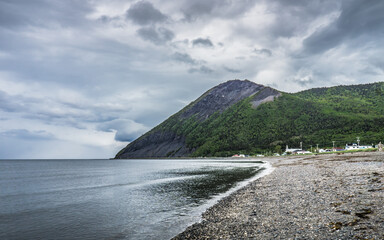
[0,159,269,240]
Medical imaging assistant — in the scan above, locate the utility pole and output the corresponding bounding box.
[316,144,319,153]
[332,141,335,152]
[300,141,303,150]
[357,137,360,146]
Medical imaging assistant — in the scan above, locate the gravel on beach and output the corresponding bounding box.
[172,152,384,239]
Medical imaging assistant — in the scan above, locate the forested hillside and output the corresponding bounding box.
[115,81,384,158]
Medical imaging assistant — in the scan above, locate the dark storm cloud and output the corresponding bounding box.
[181,0,256,21]
[192,38,214,47]
[253,48,272,57]
[188,65,213,74]
[1,129,55,140]
[172,52,197,65]
[137,27,175,44]
[126,0,167,25]
[303,0,384,55]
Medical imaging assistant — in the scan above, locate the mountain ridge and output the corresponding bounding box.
[115,80,384,158]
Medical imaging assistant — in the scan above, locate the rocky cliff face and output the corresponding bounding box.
[115,80,280,158]
[180,80,265,120]
[115,131,191,158]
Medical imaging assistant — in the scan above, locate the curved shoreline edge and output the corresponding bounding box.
[172,152,384,239]
[204,160,276,206]
[171,160,275,239]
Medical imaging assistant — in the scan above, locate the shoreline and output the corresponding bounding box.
[172,152,384,239]
[174,160,275,238]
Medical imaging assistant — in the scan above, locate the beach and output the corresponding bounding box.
[172,152,384,239]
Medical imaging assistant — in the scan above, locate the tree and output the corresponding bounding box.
[274,145,282,155]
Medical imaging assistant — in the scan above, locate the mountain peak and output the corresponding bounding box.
[115,79,282,159]
[180,79,266,120]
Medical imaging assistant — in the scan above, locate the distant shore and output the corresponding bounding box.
[172,152,384,239]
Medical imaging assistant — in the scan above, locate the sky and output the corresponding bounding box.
[1,0,384,159]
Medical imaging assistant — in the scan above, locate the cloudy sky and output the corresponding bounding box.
[1,0,384,159]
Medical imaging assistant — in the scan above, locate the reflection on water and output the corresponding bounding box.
[158,166,261,201]
[0,159,266,240]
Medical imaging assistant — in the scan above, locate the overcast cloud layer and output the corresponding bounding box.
[1,0,383,158]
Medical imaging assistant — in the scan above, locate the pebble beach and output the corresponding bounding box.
[172,152,384,239]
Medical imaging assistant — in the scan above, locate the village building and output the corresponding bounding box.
[285,145,302,153]
[345,143,373,150]
[293,150,312,155]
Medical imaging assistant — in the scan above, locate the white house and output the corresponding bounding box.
[345,143,372,150]
[294,150,312,155]
[285,145,302,153]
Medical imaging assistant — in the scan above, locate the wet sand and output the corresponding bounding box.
[172,152,384,239]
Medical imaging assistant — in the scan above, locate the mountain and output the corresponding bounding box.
[115,80,384,158]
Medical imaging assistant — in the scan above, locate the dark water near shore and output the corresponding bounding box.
[0,159,267,240]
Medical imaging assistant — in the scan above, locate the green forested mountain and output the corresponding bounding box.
[115,80,384,158]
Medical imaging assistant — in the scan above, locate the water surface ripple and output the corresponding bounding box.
[0,159,267,240]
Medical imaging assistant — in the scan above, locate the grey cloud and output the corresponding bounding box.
[1,129,55,140]
[253,48,272,57]
[224,66,241,73]
[188,65,214,74]
[192,38,214,47]
[359,66,382,76]
[98,15,121,24]
[0,28,145,89]
[137,27,175,44]
[266,0,340,38]
[0,0,93,29]
[293,76,314,87]
[303,0,384,55]
[267,82,279,89]
[370,58,384,72]
[0,89,121,129]
[126,0,167,25]
[0,90,27,112]
[172,52,197,65]
[97,119,149,142]
[0,1,29,28]
[181,0,256,21]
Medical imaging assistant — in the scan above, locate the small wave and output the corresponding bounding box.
[0,175,199,199]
